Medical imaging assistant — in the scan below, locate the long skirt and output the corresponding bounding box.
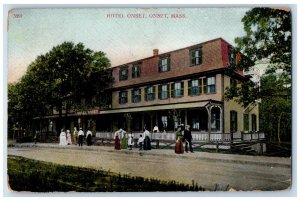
[175,137,184,154]
[87,135,92,146]
[143,136,151,150]
[115,136,120,150]
[121,136,127,149]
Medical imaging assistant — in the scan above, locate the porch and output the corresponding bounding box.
[95,131,266,153]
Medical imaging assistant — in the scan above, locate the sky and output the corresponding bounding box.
[7,7,251,83]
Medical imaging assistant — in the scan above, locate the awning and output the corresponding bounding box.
[100,101,209,114]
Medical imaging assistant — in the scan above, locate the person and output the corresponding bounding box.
[34,131,39,144]
[175,126,184,154]
[59,129,67,146]
[143,129,151,150]
[78,128,84,147]
[86,128,93,146]
[73,127,78,145]
[138,134,143,150]
[66,130,72,145]
[184,125,194,153]
[127,132,134,150]
[114,128,124,150]
[120,129,127,149]
[153,125,159,133]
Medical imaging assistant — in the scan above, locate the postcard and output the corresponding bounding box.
[6,6,292,194]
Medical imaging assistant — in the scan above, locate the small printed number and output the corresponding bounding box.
[13,14,22,18]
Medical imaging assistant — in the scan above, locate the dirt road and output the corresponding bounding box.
[7,144,291,191]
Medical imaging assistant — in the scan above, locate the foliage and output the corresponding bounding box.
[8,156,204,192]
[259,73,291,143]
[8,42,113,133]
[235,8,291,73]
[224,8,292,143]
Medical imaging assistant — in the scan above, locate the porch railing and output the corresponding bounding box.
[241,131,265,141]
[96,132,233,142]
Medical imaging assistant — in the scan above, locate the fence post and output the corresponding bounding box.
[230,132,233,143]
[216,142,219,153]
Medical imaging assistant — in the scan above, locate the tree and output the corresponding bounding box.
[235,8,291,73]
[225,8,292,143]
[8,42,113,135]
[259,73,291,143]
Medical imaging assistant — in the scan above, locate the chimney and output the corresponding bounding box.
[153,49,159,56]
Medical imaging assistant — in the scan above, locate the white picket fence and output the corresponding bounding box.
[96,132,233,142]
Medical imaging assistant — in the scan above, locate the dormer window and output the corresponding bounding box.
[190,47,202,66]
[228,47,236,65]
[132,64,141,78]
[119,66,128,81]
[159,56,170,72]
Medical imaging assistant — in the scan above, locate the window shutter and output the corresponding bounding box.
[119,91,121,104]
[131,67,134,78]
[167,84,170,98]
[190,50,194,66]
[158,59,161,72]
[158,85,162,100]
[144,87,147,101]
[153,86,156,100]
[171,83,174,98]
[199,79,202,94]
[188,80,191,96]
[203,78,207,94]
[131,90,134,103]
[181,81,184,96]
[199,48,203,64]
[167,57,171,71]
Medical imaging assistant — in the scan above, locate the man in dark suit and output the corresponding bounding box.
[184,125,194,153]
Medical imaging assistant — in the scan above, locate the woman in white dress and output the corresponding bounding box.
[59,129,67,146]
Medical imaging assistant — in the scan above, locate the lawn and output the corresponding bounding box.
[7,156,204,192]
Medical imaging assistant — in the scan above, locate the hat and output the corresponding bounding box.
[79,128,82,130]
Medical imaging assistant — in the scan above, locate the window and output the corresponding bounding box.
[144,86,156,101]
[171,82,184,98]
[159,56,170,72]
[228,47,236,65]
[188,79,202,96]
[132,64,141,78]
[244,114,249,131]
[174,82,183,97]
[158,84,169,99]
[206,76,216,94]
[131,89,141,103]
[119,66,128,81]
[192,117,200,130]
[161,116,168,129]
[230,110,238,132]
[251,114,257,131]
[211,107,221,131]
[230,78,237,88]
[119,91,128,104]
[190,47,202,66]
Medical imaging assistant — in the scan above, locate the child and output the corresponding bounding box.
[138,134,143,150]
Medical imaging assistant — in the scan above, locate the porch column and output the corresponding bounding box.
[184,110,188,127]
[142,112,144,130]
[220,107,223,134]
[206,106,211,141]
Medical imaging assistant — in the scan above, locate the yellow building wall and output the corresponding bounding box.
[223,75,259,133]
